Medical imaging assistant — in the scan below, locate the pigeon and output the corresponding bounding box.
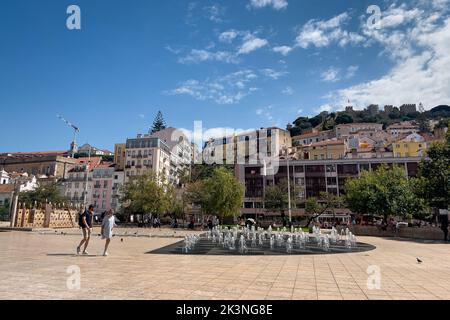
[417,258,423,264]
[121,238,124,243]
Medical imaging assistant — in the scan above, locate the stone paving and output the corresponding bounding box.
[1,228,450,300]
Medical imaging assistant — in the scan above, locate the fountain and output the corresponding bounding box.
[151,224,375,256]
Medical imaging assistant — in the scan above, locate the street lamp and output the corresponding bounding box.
[282,147,292,225]
[83,146,91,208]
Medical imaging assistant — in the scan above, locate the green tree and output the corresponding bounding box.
[417,127,450,209]
[345,166,426,223]
[19,183,67,206]
[264,179,303,226]
[335,113,354,125]
[202,167,244,222]
[150,111,167,134]
[120,171,172,218]
[304,192,343,227]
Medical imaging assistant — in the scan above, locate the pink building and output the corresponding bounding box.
[90,163,124,213]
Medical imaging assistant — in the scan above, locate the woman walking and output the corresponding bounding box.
[101,209,116,256]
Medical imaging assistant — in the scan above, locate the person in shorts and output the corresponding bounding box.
[77,205,94,255]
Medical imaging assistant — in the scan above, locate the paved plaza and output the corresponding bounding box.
[1,228,450,300]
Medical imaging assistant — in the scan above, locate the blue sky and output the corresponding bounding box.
[1,0,449,152]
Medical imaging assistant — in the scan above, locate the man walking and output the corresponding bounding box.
[77,205,94,255]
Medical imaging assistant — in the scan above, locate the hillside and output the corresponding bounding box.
[287,105,450,137]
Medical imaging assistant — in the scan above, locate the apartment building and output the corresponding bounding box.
[114,143,126,171]
[335,123,384,141]
[124,135,171,182]
[392,133,431,158]
[236,157,422,218]
[387,121,420,138]
[297,140,347,160]
[150,128,192,184]
[0,151,77,179]
[62,157,102,206]
[91,164,124,212]
[203,127,292,165]
[292,130,335,147]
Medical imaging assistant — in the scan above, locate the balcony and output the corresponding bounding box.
[94,185,101,189]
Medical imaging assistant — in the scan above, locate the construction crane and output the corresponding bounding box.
[57,114,80,158]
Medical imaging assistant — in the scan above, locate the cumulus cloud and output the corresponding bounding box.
[328,2,450,110]
[237,35,269,55]
[248,0,288,11]
[321,67,340,82]
[273,45,293,56]
[296,12,365,49]
[166,68,286,105]
[178,49,239,64]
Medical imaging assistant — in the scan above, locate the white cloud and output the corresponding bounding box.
[282,86,294,95]
[328,2,450,110]
[178,49,238,64]
[260,68,288,80]
[248,0,288,10]
[273,45,293,56]
[321,67,340,82]
[138,114,145,119]
[296,12,365,49]
[345,65,359,79]
[316,104,333,113]
[237,36,268,55]
[166,68,287,105]
[256,109,264,115]
[219,30,239,43]
[203,4,226,23]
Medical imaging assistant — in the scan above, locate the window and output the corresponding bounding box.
[104,180,108,188]
[102,201,106,209]
[102,191,107,198]
[75,182,79,189]
[327,177,337,185]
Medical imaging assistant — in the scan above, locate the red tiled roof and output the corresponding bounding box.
[0,184,14,193]
[293,132,320,139]
[311,140,345,147]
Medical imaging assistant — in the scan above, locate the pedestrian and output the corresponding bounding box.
[77,205,94,255]
[101,209,116,256]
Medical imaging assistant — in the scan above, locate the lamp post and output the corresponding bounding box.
[282,147,292,225]
[83,147,91,208]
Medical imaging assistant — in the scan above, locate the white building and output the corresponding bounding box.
[150,128,192,185]
[387,121,420,138]
[203,127,292,165]
[0,170,10,185]
[124,135,171,182]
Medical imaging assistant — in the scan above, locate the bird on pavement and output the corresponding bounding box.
[417,258,423,264]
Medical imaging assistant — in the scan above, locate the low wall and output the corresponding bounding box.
[14,204,78,229]
[347,225,445,241]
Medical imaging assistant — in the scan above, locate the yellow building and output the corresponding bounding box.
[114,143,126,170]
[306,140,347,160]
[393,141,427,158]
[393,133,428,158]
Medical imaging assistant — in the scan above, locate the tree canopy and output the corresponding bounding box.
[345,165,427,221]
[417,127,450,209]
[19,183,67,206]
[120,171,173,217]
[183,167,244,221]
[150,111,167,134]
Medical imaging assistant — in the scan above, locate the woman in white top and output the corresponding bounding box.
[101,209,116,256]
